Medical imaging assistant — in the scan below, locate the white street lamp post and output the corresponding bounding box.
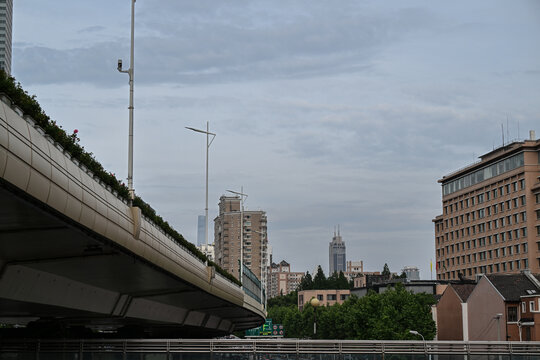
[117,0,136,202]
[409,330,428,360]
[227,188,247,285]
[186,122,216,247]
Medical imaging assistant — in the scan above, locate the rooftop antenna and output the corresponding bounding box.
[518,119,520,140]
[506,114,510,143]
[338,224,340,236]
[501,123,504,146]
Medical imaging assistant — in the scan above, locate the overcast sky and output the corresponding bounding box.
[12,1,540,279]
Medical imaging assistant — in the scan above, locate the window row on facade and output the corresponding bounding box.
[444,179,526,216]
[438,258,529,280]
[443,153,524,196]
[437,224,528,246]
[438,240,529,259]
[439,197,527,232]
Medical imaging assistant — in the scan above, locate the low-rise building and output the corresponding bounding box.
[351,272,382,288]
[441,272,540,341]
[436,283,476,340]
[297,289,351,311]
[351,279,447,298]
[467,273,531,340]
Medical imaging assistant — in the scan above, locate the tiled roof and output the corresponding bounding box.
[486,274,540,302]
[451,283,476,302]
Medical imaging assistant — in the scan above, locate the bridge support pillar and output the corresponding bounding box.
[131,206,141,239]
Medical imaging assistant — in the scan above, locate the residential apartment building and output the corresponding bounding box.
[343,260,364,281]
[197,243,214,262]
[0,0,12,74]
[329,227,346,274]
[268,260,305,298]
[214,196,268,283]
[434,133,540,280]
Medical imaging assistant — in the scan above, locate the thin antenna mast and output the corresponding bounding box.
[506,115,509,143]
[501,123,504,146]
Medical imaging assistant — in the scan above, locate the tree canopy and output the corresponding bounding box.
[298,266,350,291]
[267,283,436,340]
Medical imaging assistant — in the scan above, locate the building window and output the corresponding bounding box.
[522,302,527,313]
[340,294,349,301]
[317,294,323,301]
[508,306,518,322]
[530,301,536,312]
[327,294,336,301]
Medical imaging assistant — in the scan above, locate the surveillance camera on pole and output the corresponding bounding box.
[117,59,124,72]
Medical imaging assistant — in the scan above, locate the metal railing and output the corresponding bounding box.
[2,339,540,358]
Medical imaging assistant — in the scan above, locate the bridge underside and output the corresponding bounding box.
[0,179,261,338]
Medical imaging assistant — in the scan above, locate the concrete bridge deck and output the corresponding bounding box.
[0,95,265,337]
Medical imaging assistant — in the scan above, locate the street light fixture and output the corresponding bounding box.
[409,330,427,359]
[493,313,503,341]
[227,188,247,285]
[186,122,216,247]
[117,0,136,202]
[310,297,320,336]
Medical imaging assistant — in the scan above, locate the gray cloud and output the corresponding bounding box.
[14,2,433,86]
[78,25,106,34]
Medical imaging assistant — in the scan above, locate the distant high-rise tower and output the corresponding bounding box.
[329,226,346,275]
[0,0,13,74]
[197,215,205,246]
[214,196,268,283]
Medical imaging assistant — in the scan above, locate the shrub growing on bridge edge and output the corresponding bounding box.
[0,70,241,287]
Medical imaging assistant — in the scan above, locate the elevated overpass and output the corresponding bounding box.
[0,95,265,337]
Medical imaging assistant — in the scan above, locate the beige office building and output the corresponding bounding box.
[434,133,540,280]
[214,196,268,283]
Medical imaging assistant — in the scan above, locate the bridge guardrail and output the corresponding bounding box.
[2,339,540,356]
